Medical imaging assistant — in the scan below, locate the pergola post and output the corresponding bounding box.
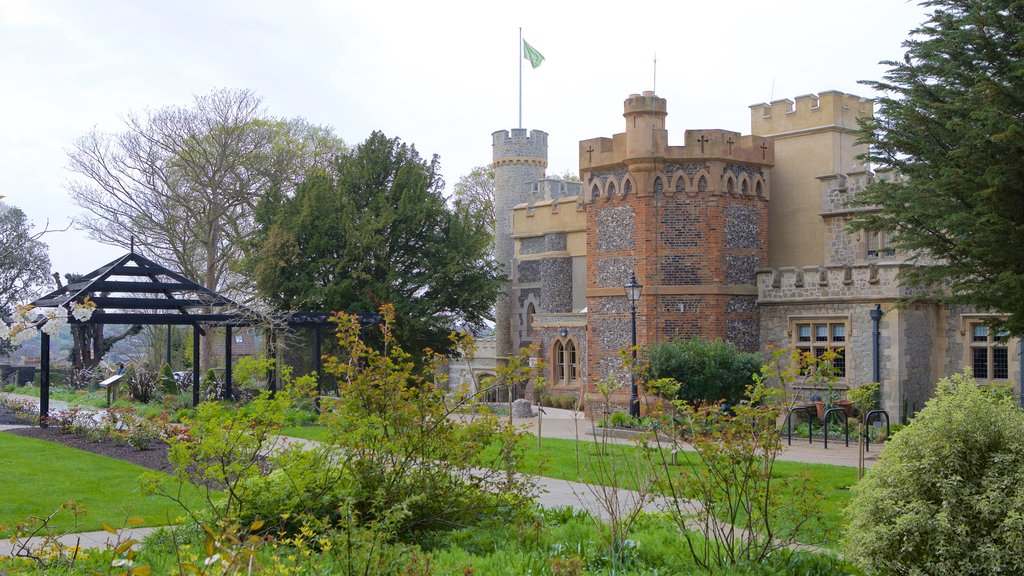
[268,330,277,395]
[224,325,233,401]
[313,324,322,412]
[39,332,50,428]
[192,324,201,407]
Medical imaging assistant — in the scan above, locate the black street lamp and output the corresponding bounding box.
[624,272,643,418]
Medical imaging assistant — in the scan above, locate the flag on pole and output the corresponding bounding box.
[523,39,545,69]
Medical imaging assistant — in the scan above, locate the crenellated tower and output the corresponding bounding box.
[492,129,548,360]
[580,92,773,411]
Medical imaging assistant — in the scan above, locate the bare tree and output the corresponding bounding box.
[0,204,52,355]
[67,88,346,368]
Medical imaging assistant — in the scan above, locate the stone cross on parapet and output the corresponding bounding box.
[760,142,768,159]
[697,134,709,153]
[586,146,595,163]
[726,138,734,156]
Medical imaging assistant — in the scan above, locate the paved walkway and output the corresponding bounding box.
[481,406,881,469]
[0,526,163,559]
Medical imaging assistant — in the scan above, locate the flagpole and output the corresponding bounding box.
[518,27,523,129]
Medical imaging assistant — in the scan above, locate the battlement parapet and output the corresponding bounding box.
[623,91,668,117]
[492,129,549,164]
[756,263,912,302]
[750,91,873,137]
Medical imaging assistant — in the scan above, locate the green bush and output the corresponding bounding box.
[844,369,1024,574]
[608,411,632,428]
[158,363,177,396]
[646,337,761,405]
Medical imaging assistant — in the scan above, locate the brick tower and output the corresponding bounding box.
[580,91,773,410]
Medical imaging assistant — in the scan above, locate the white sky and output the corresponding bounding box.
[0,0,929,280]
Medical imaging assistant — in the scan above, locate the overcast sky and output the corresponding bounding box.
[0,0,929,280]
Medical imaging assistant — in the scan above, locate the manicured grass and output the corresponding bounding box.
[280,425,328,441]
[279,425,857,545]
[3,385,166,417]
[0,433,208,537]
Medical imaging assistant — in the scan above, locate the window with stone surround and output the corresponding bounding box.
[552,338,580,385]
[969,322,1010,380]
[865,230,895,258]
[793,319,848,378]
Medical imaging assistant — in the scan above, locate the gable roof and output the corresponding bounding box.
[31,251,248,325]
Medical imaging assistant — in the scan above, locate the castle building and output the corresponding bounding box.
[493,91,1022,418]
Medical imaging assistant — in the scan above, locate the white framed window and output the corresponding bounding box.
[552,338,580,385]
[969,322,1010,380]
[793,319,848,378]
[866,230,896,258]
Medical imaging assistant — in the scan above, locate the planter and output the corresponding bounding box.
[816,400,854,420]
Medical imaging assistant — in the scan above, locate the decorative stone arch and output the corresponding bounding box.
[671,173,688,195]
[524,301,537,338]
[653,174,665,196]
[590,181,601,201]
[518,294,540,348]
[552,339,566,384]
[550,336,581,386]
[724,174,736,195]
[606,178,618,198]
[622,176,634,197]
[739,175,751,197]
[753,175,769,199]
[693,170,711,195]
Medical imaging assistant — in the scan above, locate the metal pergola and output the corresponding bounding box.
[30,251,260,425]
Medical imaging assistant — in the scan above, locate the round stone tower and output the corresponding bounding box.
[492,128,548,360]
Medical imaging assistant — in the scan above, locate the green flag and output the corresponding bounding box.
[523,39,544,69]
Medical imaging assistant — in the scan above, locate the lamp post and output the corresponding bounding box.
[624,272,643,418]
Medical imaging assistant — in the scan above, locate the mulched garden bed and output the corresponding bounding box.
[1,413,173,474]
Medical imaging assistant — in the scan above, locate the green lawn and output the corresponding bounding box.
[279,426,857,546]
[3,385,166,417]
[0,433,208,537]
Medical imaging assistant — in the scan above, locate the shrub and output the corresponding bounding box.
[646,337,761,405]
[124,366,160,403]
[608,411,632,428]
[201,369,220,400]
[844,369,1024,574]
[127,418,162,450]
[158,363,177,396]
[51,408,83,434]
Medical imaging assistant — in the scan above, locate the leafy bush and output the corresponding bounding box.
[844,369,1024,574]
[539,392,579,410]
[646,337,761,405]
[158,363,177,396]
[124,366,160,403]
[200,369,219,400]
[608,411,632,428]
[127,418,162,450]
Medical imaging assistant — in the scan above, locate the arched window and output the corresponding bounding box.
[741,179,749,195]
[567,340,578,382]
[608,181,617,196]
[624,179,633,195]
[653,176,663,195]
[675,176,686,193]
[526,303,536,337]
[726,177,735,194]
[698,175,708,193]
[553,340,565,383]
[591,183,601,198]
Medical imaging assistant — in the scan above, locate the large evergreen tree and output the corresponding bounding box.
[252,131,502,356]
[851,1,1024,333]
